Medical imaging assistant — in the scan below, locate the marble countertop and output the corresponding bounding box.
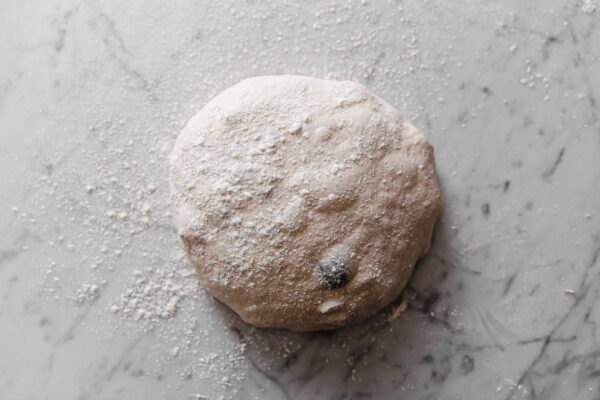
[2,0,600,399]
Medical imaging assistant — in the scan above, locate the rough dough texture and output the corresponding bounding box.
[169,75,442,332]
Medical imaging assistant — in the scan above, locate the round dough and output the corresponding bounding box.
[169,75,441,332]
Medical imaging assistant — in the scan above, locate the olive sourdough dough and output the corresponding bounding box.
[169,75,441,331]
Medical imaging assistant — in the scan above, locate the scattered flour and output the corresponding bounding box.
[580,0,596,14]
[72,282,104,303]
[110,266,198,321]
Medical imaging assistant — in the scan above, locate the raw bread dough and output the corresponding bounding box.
[169,75,441,332]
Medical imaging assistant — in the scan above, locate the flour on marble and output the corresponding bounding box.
[72,282,103,303]
[109,265,197,321]
[580,0,597,14]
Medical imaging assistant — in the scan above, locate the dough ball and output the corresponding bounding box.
[169,75,441,332]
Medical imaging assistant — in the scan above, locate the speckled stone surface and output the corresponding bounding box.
[1,1,600,399]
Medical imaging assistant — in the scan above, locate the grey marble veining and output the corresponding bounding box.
[1,0,600,399]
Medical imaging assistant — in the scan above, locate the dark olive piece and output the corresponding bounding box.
[316,256,349,289]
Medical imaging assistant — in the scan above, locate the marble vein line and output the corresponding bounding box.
[503,243,600,399]
[94,7,152,93]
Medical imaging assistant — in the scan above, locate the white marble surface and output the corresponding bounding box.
[2,0,600,399]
